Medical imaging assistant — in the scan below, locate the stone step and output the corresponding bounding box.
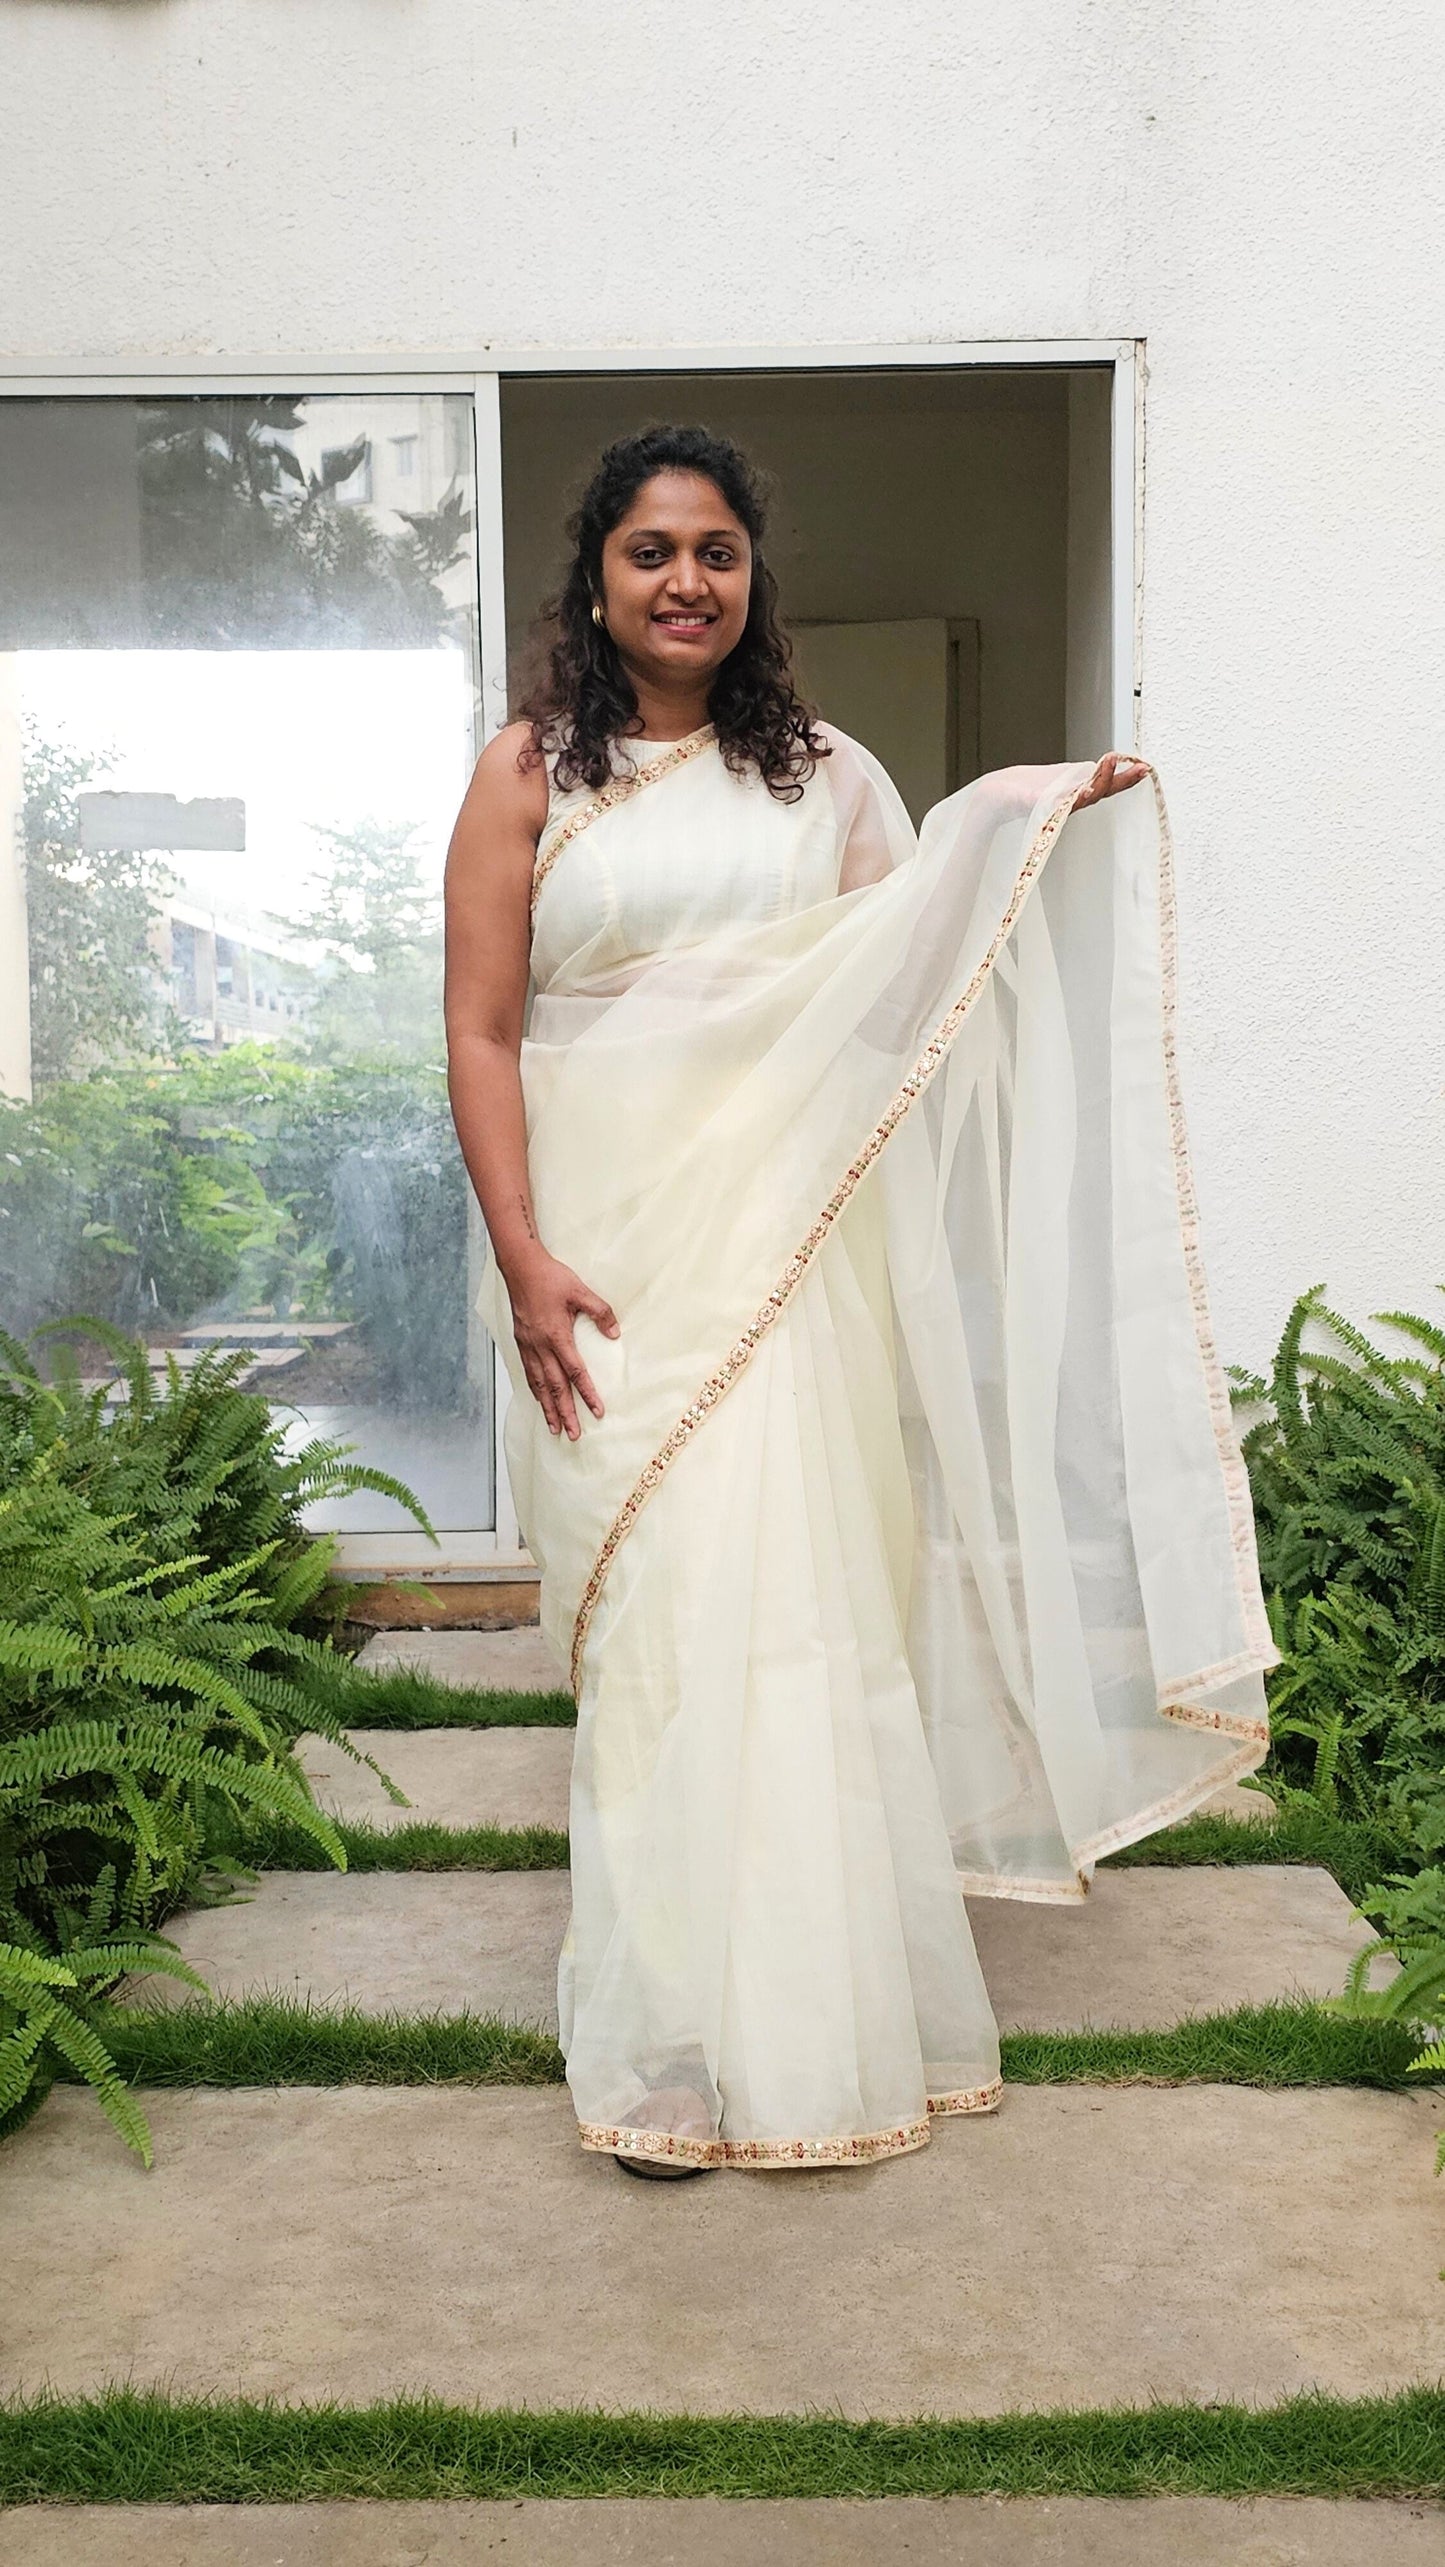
[348,1631,1274,1818]
[296,1727,572,1833]
[4,2498,1441,2566]
[353,1626,565,1690]
[143,1866,1386,2032]
[5,2083,1442,2412]
[305,1720,1270,1840]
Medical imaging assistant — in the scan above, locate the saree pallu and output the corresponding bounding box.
[475,723,1280,2169]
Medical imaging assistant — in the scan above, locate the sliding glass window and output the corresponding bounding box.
[0,392,493,1548]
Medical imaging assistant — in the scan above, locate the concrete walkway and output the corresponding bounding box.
[5,2083,1445,2409]
[299,1718,1267,1838]
[355,1625,566,1689]
[4,2498,1442,2565]
[7,1619,1444,2554]
[141,1862,1389,2030]
[297,1725,574,1832]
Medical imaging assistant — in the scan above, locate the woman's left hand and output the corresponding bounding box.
[1073,751,1150,807]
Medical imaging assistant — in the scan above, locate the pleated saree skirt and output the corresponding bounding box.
[557,1165,1005,2168]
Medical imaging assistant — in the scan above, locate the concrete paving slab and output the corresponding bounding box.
[4,2499,1442,2566]
[300,1721,1261,1839]
[5,2084,1443,2412]
[966,1862,1388,2028]
[142,1866,1385,2032]
[140,1872,568,2022]
[296,1727,573,1832]
[354,1626,567,1690]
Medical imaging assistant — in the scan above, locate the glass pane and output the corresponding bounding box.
[0,394,492,1541]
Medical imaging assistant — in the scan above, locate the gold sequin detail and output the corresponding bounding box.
[927,2081,1006,2116]
[581,2080,1002,2169]
[530,724,717,925]
[567,773,1087,1696]
[566,758,1282,1737]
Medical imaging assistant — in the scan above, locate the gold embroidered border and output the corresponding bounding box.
[530,723,717,925]
[956,1868,1092,1904]
[566,760,1285,1716]
[566,771,1088,1696]
[1160,1697,1269,1744]
[582,2078,1003,2169]
[949,1730,1269,1899]
[927,2079,1005,2116]
[1072,1735,1272,1868]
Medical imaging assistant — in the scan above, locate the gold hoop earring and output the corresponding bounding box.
[591,600,605,631]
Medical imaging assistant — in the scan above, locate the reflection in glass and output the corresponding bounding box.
[0,395,491,1540]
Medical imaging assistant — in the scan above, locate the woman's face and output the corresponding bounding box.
[596,470,753,691]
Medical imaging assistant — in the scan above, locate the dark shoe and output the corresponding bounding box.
[614,2151,711,2181]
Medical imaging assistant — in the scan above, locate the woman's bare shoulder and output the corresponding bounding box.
[458,719,550,839]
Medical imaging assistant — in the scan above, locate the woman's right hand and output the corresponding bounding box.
[505,1248,621,1440]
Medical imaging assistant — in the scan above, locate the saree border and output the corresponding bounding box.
[566,760,1282,1740]
[582,2078,1004,2170]
[956,1734,1274,1904]
[530,722,717,924]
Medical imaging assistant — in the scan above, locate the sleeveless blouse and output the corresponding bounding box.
[528,729,844,996]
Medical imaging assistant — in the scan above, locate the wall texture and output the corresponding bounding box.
[2,0,1442,1369]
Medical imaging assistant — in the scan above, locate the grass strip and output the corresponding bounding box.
[331,1665,575,1728]
[1107,1802,1409,1907]
[72,1998,565,2089]
[3,2385,1443,2504]
[237,1815,570,1871]
[1000,2001,1435,2089]
[239,1803,1393,1895]
[55,1995,1436,2094]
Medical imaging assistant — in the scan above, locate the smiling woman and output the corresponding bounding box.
[505,423,829,805]
[442,424,1273,2184]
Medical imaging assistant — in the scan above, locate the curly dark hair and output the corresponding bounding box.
[512,423,829,801]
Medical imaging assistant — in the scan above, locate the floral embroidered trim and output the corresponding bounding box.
[530,724,717,925]
[1159,1697,1269,1744]
[582,2080,1002,2168]
[927,2079,1005,2116]
[956,1869,1092,1905]
[952,1729,1269,1897]
[566,772,1088,1696]
[1072,1735,1270,1868]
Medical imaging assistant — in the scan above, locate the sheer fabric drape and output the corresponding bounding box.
[476,725,1278,2166]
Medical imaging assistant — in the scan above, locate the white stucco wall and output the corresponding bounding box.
[2,0,1442,1373]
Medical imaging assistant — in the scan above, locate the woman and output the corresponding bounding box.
[444,424,1278,2182]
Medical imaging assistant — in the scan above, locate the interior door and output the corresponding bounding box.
[788,616,982,827]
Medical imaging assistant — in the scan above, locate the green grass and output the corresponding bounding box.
[66,1997,565,2088]
[1106,1802,1410,1910]
[3,2385,1444,2503]
[51,1994,1438,2095]
[233,1801,1395,1897]
[237,1815,570,1871]
[1000,2001,1437,2090]
[334,1665,575,1728]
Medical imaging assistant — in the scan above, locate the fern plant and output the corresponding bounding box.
[1233,1285,1445,2160]
[0,1319,430,1639]
[1231,1282,1445,1838]
[0,1320,432,2156]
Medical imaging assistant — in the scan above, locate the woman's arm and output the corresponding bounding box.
[443,722,621,1441]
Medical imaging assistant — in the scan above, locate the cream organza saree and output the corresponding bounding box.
[474,720,1279,2170]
